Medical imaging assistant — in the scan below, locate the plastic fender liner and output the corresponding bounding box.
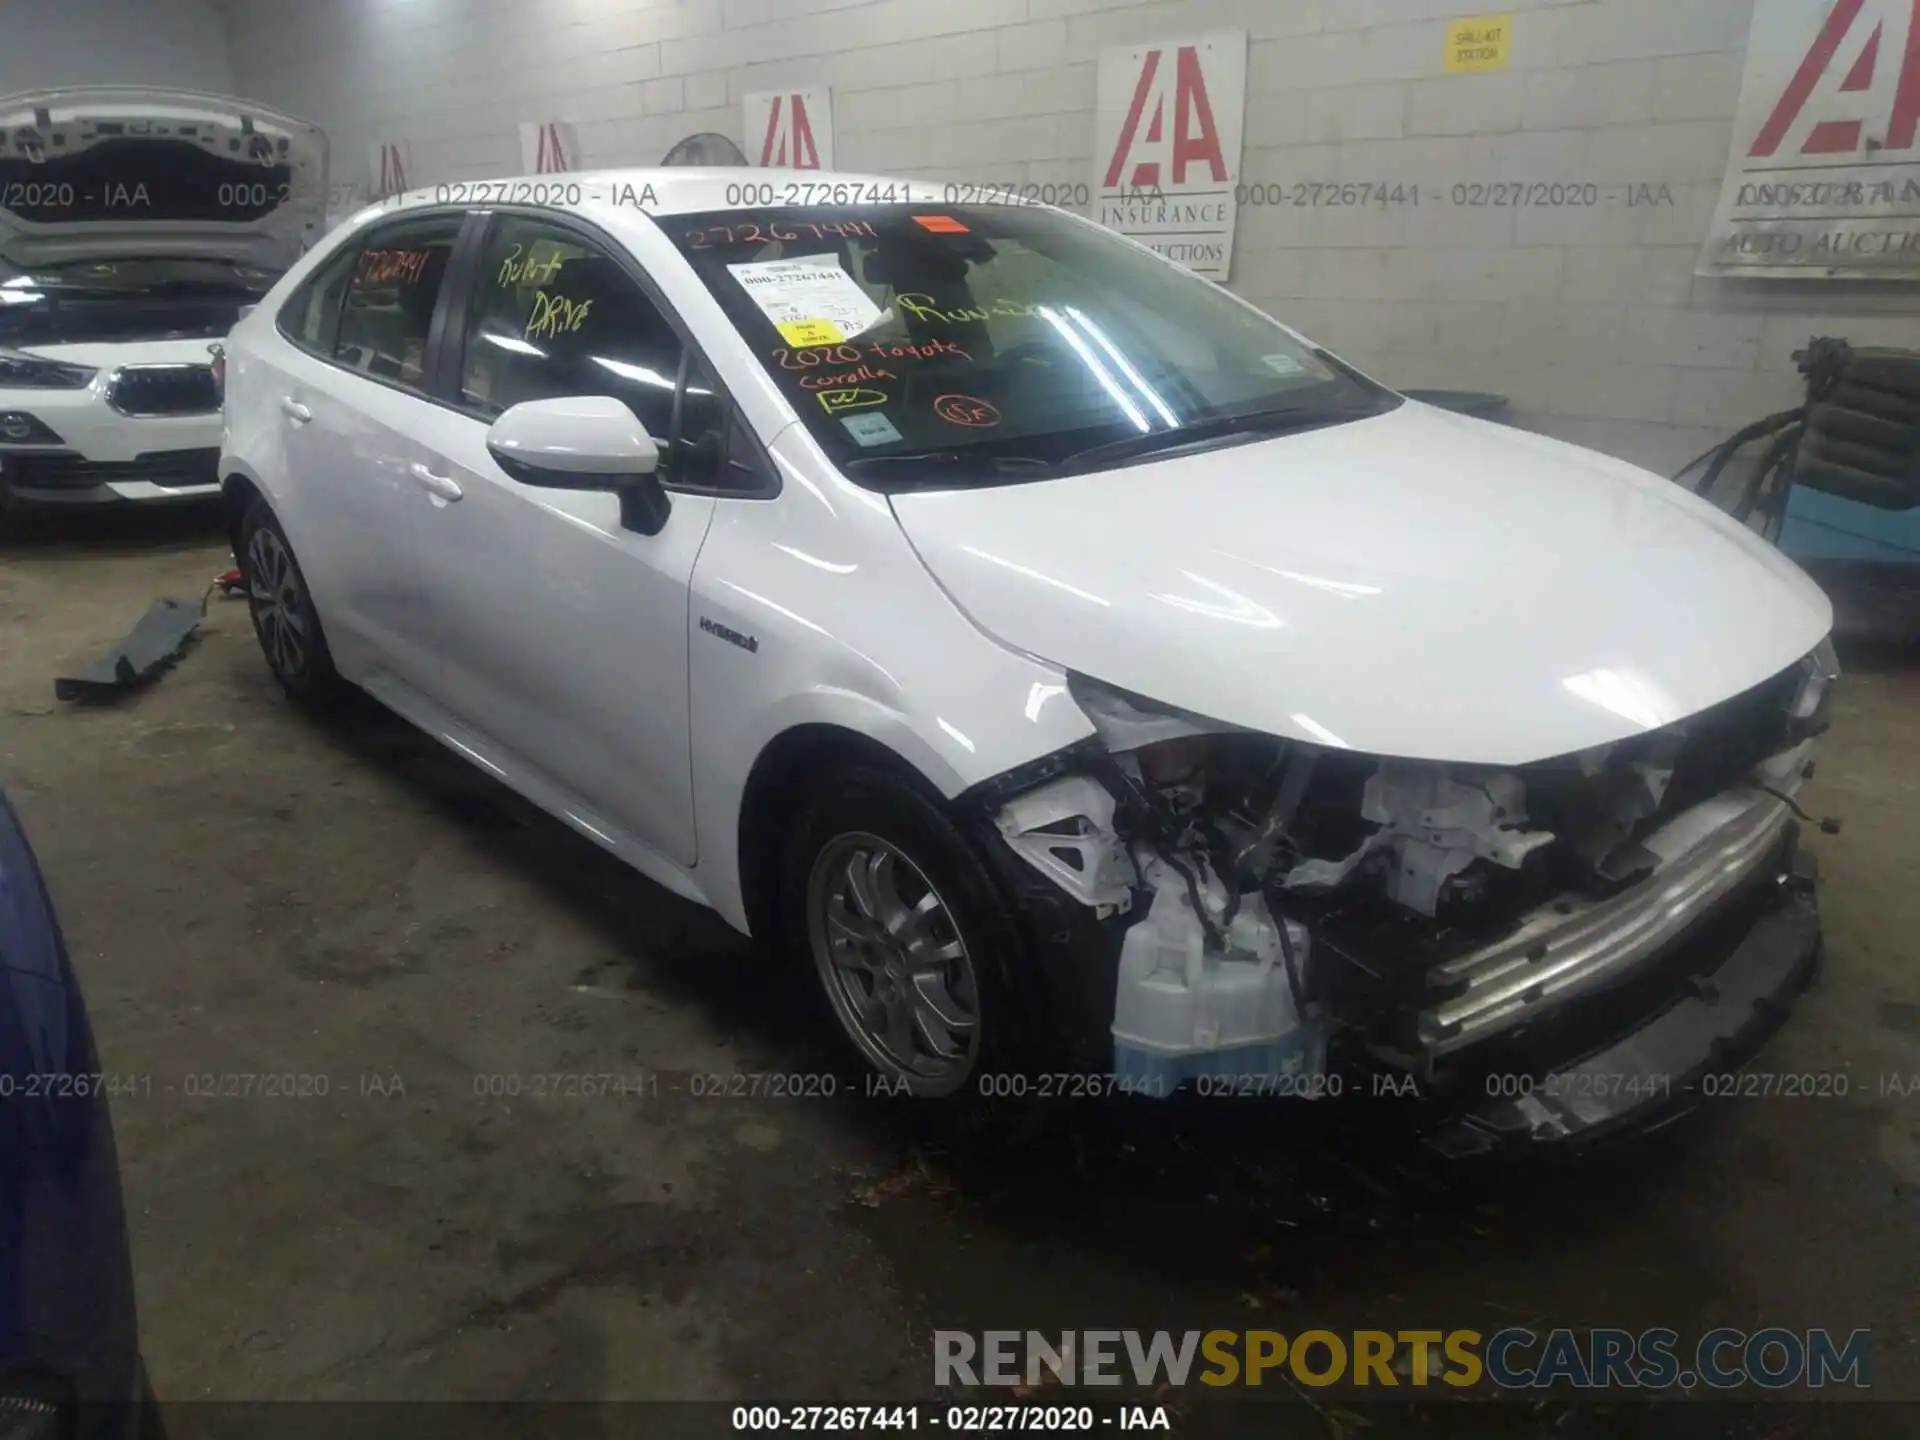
[962,807,1136,1078]
[53,598,201,702]
[954,740,1143,1078]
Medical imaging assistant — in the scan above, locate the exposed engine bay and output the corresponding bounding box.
[994,645,1840,1098]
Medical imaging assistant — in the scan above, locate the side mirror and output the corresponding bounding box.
[485,395,671,535]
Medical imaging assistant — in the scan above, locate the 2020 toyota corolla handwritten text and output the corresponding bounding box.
[218,169,1838,1148]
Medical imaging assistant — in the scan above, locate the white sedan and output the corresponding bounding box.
[219,168,1838,1143]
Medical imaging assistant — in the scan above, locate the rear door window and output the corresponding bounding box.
[332,216,464,392]
[276,244,359,355]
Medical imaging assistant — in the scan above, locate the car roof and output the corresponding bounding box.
[353,167,1038,225]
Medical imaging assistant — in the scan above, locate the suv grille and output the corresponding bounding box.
[2,448,220,491]
[106,364,220,417]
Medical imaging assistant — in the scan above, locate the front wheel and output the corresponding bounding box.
[779,766,1033,1101]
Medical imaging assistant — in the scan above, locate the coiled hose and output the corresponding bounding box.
[1673,338,1920,543]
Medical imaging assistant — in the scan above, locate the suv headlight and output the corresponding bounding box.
[0,348,96,389]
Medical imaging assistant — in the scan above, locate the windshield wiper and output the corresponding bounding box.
[1055,404,1387,476]
[840,450,1055,484]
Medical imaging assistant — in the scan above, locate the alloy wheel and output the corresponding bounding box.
[805,831,981,1094]
[247,526,309,681]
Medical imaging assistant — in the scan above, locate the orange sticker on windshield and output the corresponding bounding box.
[913,215,969,233]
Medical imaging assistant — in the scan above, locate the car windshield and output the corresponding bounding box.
[0,256,278,346]
[665,203,1398,488]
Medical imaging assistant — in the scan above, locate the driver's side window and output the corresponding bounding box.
[459,217,684,453]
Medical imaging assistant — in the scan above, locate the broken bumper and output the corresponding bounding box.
[1412,787,1798,1060]
[1425,832,1820,1154]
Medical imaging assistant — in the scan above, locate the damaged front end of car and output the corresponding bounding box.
[964,640,1840,1150]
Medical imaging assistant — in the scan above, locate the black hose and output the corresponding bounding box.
[1677,407,1803,498]
[1732,421,1804,526]
[1206,828,1245,934]
[1273,899,1309,1020]
[1158,848,1226,953]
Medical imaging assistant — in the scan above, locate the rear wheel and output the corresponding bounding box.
[238,498,342,703]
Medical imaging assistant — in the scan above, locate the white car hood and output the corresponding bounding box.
[0,87,327,269]
[11,337,227,366]
[888,401,1833,766]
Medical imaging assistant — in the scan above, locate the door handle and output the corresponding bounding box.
[408,461,464,502]
[279,396,312,423]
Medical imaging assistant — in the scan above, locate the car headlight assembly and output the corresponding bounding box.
[1790,635,1841,733]
[0,347,97,389]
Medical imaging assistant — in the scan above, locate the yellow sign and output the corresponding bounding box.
[777,318,845,346]
[1446,13,1512,72]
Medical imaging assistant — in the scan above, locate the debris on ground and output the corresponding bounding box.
[53,598,203,703]
[850,1151,954,1208]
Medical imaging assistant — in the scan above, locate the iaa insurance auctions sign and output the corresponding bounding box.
[1091,31,1247,281]
[1701,0,1920,278]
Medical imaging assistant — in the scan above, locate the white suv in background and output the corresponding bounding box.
[219,170,1837,1149]
[0,87,324,509]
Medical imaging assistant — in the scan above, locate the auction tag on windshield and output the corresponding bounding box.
[1260,353,1308,376]
[728,255,884,344]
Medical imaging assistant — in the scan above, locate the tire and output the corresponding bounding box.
[1805,400,1916,452]
[777,764,1036,1103]
[1826,380,1920,426]
[237,497,343,703]
[1841,349,1920,399]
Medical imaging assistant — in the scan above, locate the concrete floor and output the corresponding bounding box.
[2,503,1918,1424]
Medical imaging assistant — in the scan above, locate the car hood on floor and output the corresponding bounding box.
[887,401,1834,766]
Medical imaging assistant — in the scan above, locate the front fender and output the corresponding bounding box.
[687,430,1095,933]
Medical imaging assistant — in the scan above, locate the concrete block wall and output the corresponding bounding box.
[218,0,1920,473]
[4,0,232,98]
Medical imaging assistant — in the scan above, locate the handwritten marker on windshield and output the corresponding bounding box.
[913,215,969,233]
